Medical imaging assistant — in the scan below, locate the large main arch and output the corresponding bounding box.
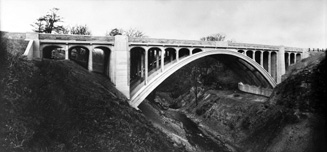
[129,49,276,109]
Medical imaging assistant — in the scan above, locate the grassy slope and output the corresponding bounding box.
[0,37,185,151]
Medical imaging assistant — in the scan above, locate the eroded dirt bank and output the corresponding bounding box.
[141,52,326,152]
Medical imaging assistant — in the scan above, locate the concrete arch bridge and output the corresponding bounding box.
[23,33,308,109]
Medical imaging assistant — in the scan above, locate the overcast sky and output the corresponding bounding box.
[1,0,326,48]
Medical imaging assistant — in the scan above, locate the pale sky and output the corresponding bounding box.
[1,0,326,48]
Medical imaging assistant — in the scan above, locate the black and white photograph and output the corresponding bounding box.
[0,0,326,151]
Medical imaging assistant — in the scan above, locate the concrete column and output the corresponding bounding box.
[65,45,69,60]
[268,51,271,76]
[244,50,247,56]
[189,49,192,56]
[292,53,296,64]
[88,45,93,71]
[160,47,165,72]
[113,35,130,99]
[277,46,286,84]
[260,51,263,67]
[251,51,255,60]
[141,53,144,78]
[145,47,149,85]
[156,50,160,69]
[287,52,291,67]
[176,48,180,62]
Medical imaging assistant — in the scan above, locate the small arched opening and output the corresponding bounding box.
[246,51,253,59]
[43,45,65,60]
[263,51,269,72]
[93,47,111,75]
[69,46,90,69]
[130,47,146,86]
[179,48,190,59]
[148,47,162,73]
[290,53,295,65]
[192,48,202,54]
[164,48,176,64]
[254,51,261,64]
[238,50,245,54]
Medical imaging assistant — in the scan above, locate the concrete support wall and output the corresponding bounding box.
[277,46,286,84]
[23,40,34,60]
[25,33,40,59]
[113,35,130,99]
[238,82,273,97]
[302,48,309,59]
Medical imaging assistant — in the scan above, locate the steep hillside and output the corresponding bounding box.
[0,37,185,151]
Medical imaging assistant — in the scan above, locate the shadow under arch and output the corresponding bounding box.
[68,46,90,69]
[130,49,276,108]
[130,47,146,87]
[43,45,65,59]
[93,46,111,76]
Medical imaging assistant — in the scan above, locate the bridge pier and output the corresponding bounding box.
[65,45,69,60]
[277,46,286,84]
[145,47,149,84]
[88,45,93,71]
[113,35,130,99]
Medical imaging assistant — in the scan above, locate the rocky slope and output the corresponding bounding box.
[149,52,326,152]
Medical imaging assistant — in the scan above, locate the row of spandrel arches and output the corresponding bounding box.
[130,47,203,87]
[42,45,111,75]
[237,49,302,80]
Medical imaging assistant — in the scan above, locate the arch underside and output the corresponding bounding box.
[129,49,276,108]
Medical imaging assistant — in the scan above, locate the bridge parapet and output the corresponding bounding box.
[285,46,306,52]
[129,37,228,47]
[228,42,280,50]
[39,33,115,42]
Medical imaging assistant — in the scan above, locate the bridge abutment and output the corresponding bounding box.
[25,33,40,59]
